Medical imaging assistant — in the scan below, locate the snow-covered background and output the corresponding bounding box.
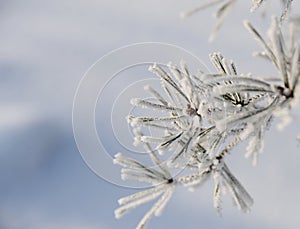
[1,0,300,228]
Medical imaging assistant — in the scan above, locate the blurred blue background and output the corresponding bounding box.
[1,1,300,228]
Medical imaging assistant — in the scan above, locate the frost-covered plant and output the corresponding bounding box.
[113,4,299,229]
[181,0,294,41]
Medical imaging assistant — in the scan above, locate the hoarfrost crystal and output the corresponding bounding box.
[113,6,299,229]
